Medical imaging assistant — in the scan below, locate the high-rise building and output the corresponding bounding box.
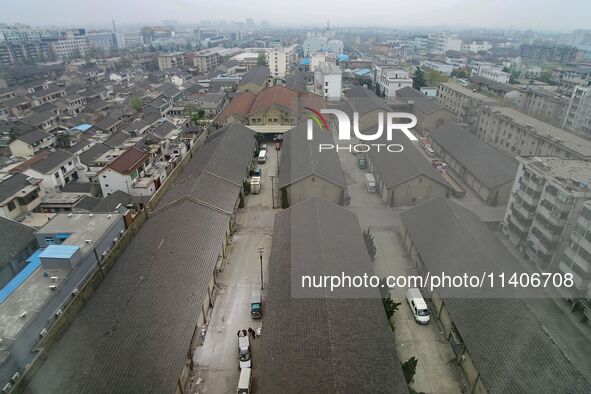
[562,84,591,137]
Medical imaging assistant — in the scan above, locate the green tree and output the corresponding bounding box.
[379,278,401,320]
[451,68,468,78]
[402,356,419,384]
[363,227,377,262]
[130,97,142,112]
[424,68,448,87]
[413,68,427,90]
[197,109,205,119]
[257,52,267,66]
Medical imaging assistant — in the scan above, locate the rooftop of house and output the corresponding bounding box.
[104,147,150,175]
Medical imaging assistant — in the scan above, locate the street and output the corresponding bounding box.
[190,145,278,393]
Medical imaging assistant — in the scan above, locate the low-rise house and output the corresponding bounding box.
[345,86,391,131]
[198,92,226,118]
[0,216,37,288]
[98,147,167,197]
[237,65,269,94]
[150,121,188,159]
[430,123,518,206]
[0,173,44,220]
[94,116,123,133]
[9,129,56,157]
[21,110,59,132]
[16,150,81,192]
[278,123,346,206]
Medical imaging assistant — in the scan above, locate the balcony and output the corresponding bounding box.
[537,203,568,227]
[511,202,535,221]
[530,227,559,254]
[515,187,540,207]
[519,175,545,192]
[509,211,532,232]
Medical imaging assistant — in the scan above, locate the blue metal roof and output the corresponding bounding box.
[299,58,311,66]
[354,68,371,76]
[337,54,349,61]
[39,245,79,259]
[0,249,42,304]
[71,124,93,132]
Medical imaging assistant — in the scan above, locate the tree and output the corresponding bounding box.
[130,97,142,112]
[363,227,377,262]
[379,277,401,320]
[451,68,468,79]
[197,109,205,119]
[424,68,448,87]
[413,68,427,90]
[402,356,419,384]
[256,52,267,66]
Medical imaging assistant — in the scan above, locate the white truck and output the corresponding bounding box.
[250,176,261,194]
[365,173,376,193]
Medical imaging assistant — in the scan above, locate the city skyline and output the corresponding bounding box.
[3,0,591,32]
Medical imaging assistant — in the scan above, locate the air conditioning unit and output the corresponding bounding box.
[19,312,27,319]
[10,372,20,383]
[55,309,63,318]
[72,288,79,296]
[3,382,13,393]
[120,229,125,235]
[40,328,48,337]
[50,276,59,281]
[49,285,57,290]
[113,237,118,243]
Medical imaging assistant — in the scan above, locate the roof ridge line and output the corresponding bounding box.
[152,195,232,216]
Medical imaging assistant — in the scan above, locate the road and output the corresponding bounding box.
[190,146,278,394]
[336,138,466,394]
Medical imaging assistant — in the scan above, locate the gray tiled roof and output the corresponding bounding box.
[180,123,255,185]
[151,121,177,139]
[91,190,133,213]
[0,216,36,268]
[29,149,74,174]
[368,131,448,189]
[103,131,130,148]
[399,196,591,393]
[278,123,346,189]
[239,65,269,87]
[430,123,517,188]
[397,87,444,114]
[78,143,110,165]
[345,86,391,114]
[257,197,409,393]
[16,129,52,145]
[0,173,34,204]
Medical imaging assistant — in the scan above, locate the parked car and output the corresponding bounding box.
[238,335,251,368]
[424,147,436,157]
[406,288,430,324]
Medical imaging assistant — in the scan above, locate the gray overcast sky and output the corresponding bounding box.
[3,0,591,31]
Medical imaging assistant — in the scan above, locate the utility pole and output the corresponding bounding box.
[269,175,276,209]
[257,247,264,290]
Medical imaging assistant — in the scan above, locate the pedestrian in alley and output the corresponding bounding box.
[248,327,256,339]
[237,330,241,337]
[242,329,248,337]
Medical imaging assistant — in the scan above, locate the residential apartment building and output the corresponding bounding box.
[192,47,225,72]
[374,66,413,99]
[504,157,591,270]
[267,45,296,79]
[50,35,89,60]
[314,62,342,101]
[461,41,492,53]
[478,67,510,84]
[157,52,185,71]
[114,32,143,50]
[437,82,501,127]
[557,199,591,323]
[516,85,570,126]
[427,32,462,54]
[519,44,578,64]
[476,106,591,160]
[562,84,591,136]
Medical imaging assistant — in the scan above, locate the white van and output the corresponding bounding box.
[236,367,252,393]
[258,150,267,164]
[406,288,430,324]
[365,173,376,193]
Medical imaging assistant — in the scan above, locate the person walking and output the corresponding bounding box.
[248,327,256,339]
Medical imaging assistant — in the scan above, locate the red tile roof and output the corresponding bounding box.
[248,85,300,116]
[217,92,256,122]
[105,147,150,175]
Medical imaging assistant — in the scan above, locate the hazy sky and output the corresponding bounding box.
[3,0,591,31]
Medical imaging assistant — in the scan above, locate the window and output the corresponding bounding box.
[7,201,16,211]
[55,172,60,178]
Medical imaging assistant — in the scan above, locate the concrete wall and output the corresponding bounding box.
[285,176,344,206]
[0,242,37,288]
